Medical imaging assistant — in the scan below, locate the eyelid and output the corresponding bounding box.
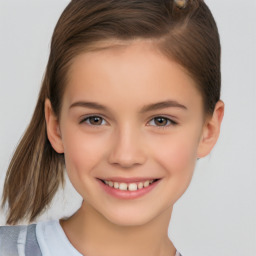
[79,114,108,125]
[147,115,178,127]
[79,114,178,128]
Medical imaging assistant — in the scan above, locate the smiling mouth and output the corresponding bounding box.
[99,179,160,192]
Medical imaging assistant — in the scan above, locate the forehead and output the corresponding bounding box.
[63,40,203,114]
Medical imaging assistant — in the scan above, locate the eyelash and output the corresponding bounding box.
[80,115,178,129]
[80,115,107,126]
[147,116,178,128]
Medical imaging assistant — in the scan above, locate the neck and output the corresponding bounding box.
[60,201,176,256]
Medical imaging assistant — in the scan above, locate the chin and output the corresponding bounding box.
[107,214,152,227]
[100,206,162,227]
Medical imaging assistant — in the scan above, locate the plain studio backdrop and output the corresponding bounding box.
[0,1,255,256]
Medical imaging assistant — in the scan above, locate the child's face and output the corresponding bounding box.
[56,40,207,226]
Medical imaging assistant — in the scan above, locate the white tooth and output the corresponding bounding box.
[149,180,154,184]
[105,180,109,185]
[128,183,138,191]
[108,181,114,187]
[144,180,150,187]
[119,183,128,190]
[114,182,119,189]
[138,182,144,189]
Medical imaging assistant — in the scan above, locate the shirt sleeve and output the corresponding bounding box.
[0,224,42,256]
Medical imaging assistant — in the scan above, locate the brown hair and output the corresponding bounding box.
[2,0,221,224]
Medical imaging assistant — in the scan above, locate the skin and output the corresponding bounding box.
[45,40,224,256]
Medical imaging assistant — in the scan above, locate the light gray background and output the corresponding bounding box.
[0,1,255,256]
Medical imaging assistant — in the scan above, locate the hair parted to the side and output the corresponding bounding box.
[1,0,221,224]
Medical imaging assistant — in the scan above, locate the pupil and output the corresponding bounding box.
[155,117,167,126]
[90,116,102,125]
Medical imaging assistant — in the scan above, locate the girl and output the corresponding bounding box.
[0,0,224,255]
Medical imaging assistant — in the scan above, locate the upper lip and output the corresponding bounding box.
[97,177,161,183]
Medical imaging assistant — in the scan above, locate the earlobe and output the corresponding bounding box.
[197,100,225,158]
[44,98,64,154]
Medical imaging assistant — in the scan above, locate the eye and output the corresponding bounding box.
[81,115,107,126]
[148,116,177,127]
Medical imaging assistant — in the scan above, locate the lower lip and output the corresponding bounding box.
[97,179,161,200]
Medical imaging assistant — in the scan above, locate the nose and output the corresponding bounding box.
[108,125,147,168]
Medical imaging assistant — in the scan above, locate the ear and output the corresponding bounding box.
[197,100,225,158]
[45,98,64,154]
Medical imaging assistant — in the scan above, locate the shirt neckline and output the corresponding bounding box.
[37,219,181,256]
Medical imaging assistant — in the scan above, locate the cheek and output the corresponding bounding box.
[149,128,199,182]
[154,132,197,162]
[61,128,109,198]
[150,133,198,204]
[61,125,106,180]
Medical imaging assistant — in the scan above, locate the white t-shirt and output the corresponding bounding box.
[36,219,182,256]
[36,220,82,256]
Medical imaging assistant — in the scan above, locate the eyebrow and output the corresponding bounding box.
[70,101,108,111]
[140,100,187,113]
[69,100,187,112]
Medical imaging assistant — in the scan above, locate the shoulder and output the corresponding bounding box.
[0,223,26,237]
[0,223,42,256]
[36,219,83,256]
[0,224,28,251]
